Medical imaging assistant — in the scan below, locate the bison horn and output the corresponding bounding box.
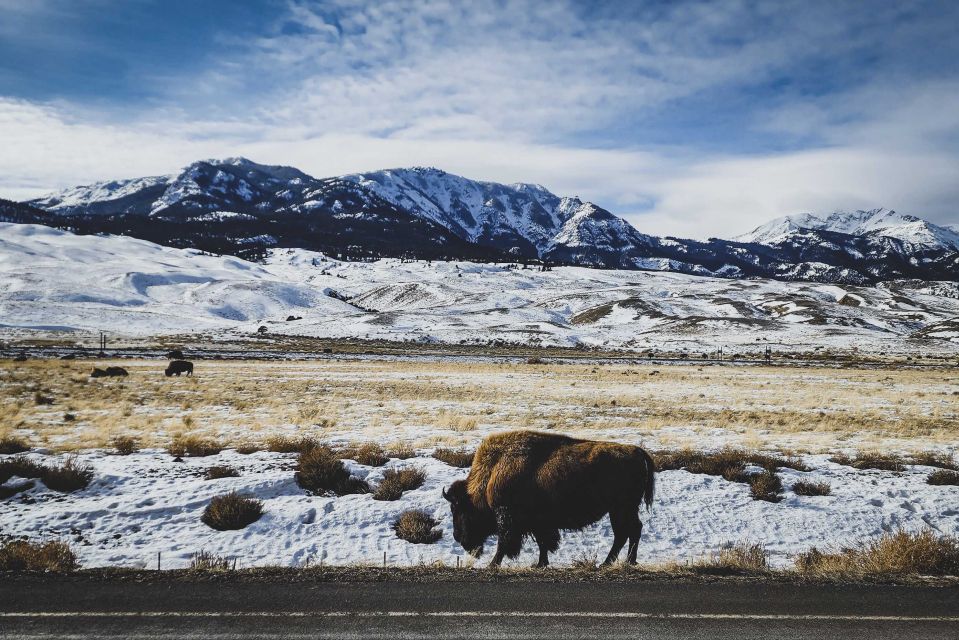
[442,486,450,501]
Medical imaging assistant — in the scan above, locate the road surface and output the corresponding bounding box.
[1,576,957,639]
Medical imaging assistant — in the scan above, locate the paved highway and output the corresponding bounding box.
[1,576,957,639]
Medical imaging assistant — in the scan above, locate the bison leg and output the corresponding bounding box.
[626,512,644,565]
[489,507,523,567]
[532,528,560,568]
[602,509,630,565]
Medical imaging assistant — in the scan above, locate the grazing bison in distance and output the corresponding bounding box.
[165,360,193,377]
[443,431,655,568]
[91,366,128,377]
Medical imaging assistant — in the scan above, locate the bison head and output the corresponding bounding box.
[443,480,494,557]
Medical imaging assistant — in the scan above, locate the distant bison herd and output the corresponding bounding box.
[84,358,194,378]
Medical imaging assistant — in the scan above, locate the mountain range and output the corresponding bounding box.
[3,157,957,284]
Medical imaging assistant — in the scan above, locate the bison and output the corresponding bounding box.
[164,360,193,377]
[443,431,655,568]
[91,366,128,377]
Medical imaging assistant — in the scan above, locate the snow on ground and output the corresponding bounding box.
[1,448,957,569]
[2,223,959,356]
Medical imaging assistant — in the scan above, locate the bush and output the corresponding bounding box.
[0,436,29,454]
[169,434,223,457]
[710,542,769,573]
[295,446,370,496]
[235,443,262,455]
[41,457,94,492]
[830,451,904,472]
[385,442,417,459]
[346,442,389,467]
[201,492,263,530]
[205,465,240,480]
[266,435,320,454]
[0,480,34,499]
[33,392,54,405]
[748,470,783,502]
[655,447,809,483]
[795,530,959,577]
[911,451,959,471]
[393,509,443,544]
[432,448,474,468]
[373,467,426,501]
[112,435,139,455]
[793,480,832,496]
[189,550,233,571]
[0,539,78,572]
[927,469,959,486]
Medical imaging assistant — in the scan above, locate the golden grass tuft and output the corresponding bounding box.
[691,542,769,574]
[204,465,240,480]
[432,448,474,468]
[830,451,905,472]
[40,457,94,492]
[168,434,223,457]
[748,470,783,502]
[111,435,139,455]
[201,492,263,530]
[0,539,78,572]
[385,442,417,459]
[344,442,389,467]
[189,550,233,571]
[0,435,30,454]
[373,467,426,501]
[266,435,320,454]
[392,509,442,544]
[927,469,959,486]
[911,451,959,471]
[295,446,370,495]
[792,480,831,496]
[795,530,959,577]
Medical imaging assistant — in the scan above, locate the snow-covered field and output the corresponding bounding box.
[2,223,958,355]
[1,447,957,570]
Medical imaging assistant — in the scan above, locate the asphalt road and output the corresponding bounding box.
[1,577,957,639]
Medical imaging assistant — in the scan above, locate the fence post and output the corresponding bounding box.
[157,551,161,571]
[383,551,387,568]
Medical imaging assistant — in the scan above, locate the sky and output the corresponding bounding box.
[1,0,958,239]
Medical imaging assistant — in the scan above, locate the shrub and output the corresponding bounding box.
[295,446,370,495]
[748,470,783,502]
[205,465,240,480]
[189,550,233,571]
[112,435,139,455]
[911,451,959,471]
[432,448,474,468]
[446,415,478,432]
[0,436,30,454]
[712,542,769,573]
[201,492,264,530]
[526,357,544,365]
[793,480,832,496]
[235,443,262,455]
[830,451,904,472]
[655,447,808,483]
[169,434,222,457]
[33,392,54,405]
[0,539,78,572]
[347,442,389,467]
[0,480,34,499]
[41,457,94,492]
[927,470,959,486]
[266,435,320,454]
[373,467,426,501]
[393,509,442,544]
[795,530,959,577]
[0,456,45,484]
[385,443,417,460]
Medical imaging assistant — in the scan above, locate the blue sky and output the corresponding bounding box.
[1,0,958,238]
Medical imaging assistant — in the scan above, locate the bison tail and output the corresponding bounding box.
[641,449,656,511]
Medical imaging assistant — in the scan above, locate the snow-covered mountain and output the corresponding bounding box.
[14,158,959,284]
[737,208,959,252]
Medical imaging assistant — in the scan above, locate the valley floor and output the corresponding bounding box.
[1,357,957,570]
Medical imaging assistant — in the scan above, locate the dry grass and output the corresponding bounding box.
[392,509,443,544]
[373,467,426,501]
[0,435,29,454]
[927,469,959,486]
[0,479,35,499]
[385,442,417,459]
[266,435,320,453]
[295,446,370,495]
[432,448,474,468]
[0,456,45,484]
[342,442,389,467]
[189,550,234,571]
[792,480,832,496]
[205,465,240,480]
[0,539,78,572]
[830,451,905,472]
[795,530,959,577]
[911,451,959,471]
[168,434,223,457]
[40,457,94,492]
[111,435,138,455]
[2,359,956,455]
[748,470,783,502]
[201,492,264,530]
[692,542,769,574]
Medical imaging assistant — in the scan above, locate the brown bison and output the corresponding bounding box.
[164,360,193,377]
[443,431,655,568]
[91,366,128,377]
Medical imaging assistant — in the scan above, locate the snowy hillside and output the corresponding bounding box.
[2,223,958,355]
